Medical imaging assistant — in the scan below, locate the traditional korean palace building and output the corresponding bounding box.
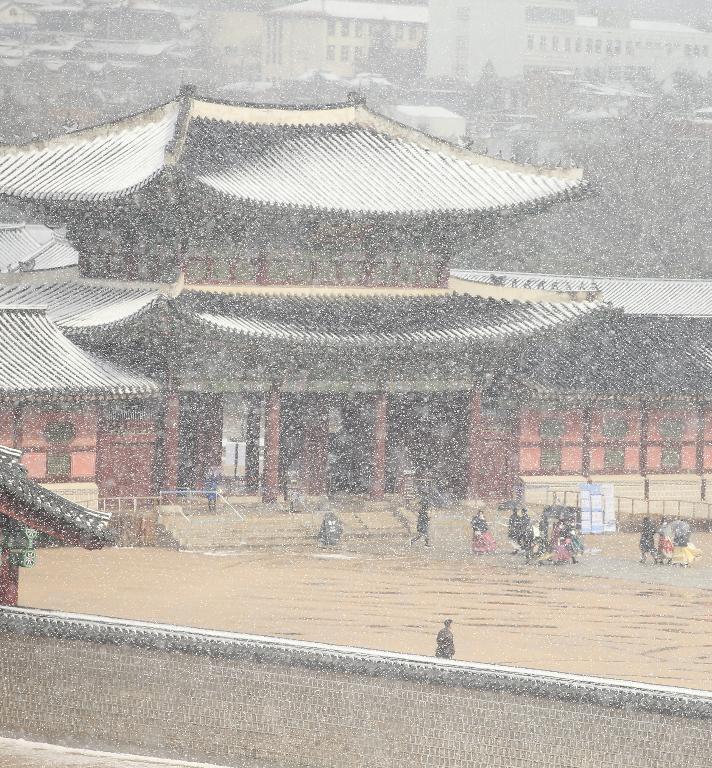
[0,89,708,513]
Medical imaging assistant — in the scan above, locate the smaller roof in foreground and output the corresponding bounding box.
[0,305,158,399]
[451,270,712,318]
[0,445,113,546]
[0,222,78,273]
[178,291,605,349]
[0,281,161,331]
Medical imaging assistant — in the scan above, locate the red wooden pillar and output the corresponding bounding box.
[245,395,261,494]
[163,393,181,491]
[582,405,593,478]
[640,400,649,500]
[696,401,706,500]
[11,404,22,450]
[305,395,329,495]
[262,385,281,503]
[0,552,19,606]
[466,389,484,499]
[371,391,388,499]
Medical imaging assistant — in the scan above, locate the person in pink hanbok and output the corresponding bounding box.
[470,510,497,555]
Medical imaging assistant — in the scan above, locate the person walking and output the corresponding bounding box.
[470,509,497,554]
[435,619,455,659]
[411,497,431,547]
[639,515,657,564]
[657,517,674,564]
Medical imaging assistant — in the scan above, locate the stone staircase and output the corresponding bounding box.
[157,503,413,551]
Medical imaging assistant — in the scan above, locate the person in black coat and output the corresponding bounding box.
[411,497,431,547]
[639,515,657,564]
[435,619,455,659]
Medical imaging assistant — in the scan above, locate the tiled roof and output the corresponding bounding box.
[0,94,587,214]
[0,281,161,332]
[187,121,582,215]
[0,306,158,398]
[0,223,78,273]
[451,270,712,318]
[179,291,605,348]
[0,103,180,201]
[0,445,113,545]
[0,280,606,348]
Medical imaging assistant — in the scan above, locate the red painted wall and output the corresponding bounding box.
[0,404,99,482]
[518,405,707,477]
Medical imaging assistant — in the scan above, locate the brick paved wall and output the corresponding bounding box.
[0,607,711,768]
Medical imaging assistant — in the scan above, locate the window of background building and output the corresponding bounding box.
[354,20,362,37]
[586,38,592,53]
[540,448,562,471]
[552,36,559,51]
[408,24,417,40]
[575,38,582,52]
[606,40,613,55]
[354,45,363,62]
[341,19,349,36]
[327,19,335,35]
[527,35,534,51]
[326,45,335,60]
[526,6,575,24]
[540,35,547,51]
[455,6,470,21]
[595,39,602,53]
[626,41,634,55]
[395,22,404,39]
[565,38,571,52]
[614,40,621,55]
[340,45,349,61]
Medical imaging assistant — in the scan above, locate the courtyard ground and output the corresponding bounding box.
[17,530,712,692]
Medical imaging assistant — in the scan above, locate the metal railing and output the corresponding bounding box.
[158,489,245,520]
[534,489,712,521]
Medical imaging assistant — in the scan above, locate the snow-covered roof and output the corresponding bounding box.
[187,295,603,348]
[0,279,607,350]
[391,105,463,120]
[0,222,78,273]
[451,270,712,318]
[0,305,158,397]
[575,14,704,35]
[630,19,704,35]
[271,0,428,24]
[0,93,587,215]
[0,281,162,331]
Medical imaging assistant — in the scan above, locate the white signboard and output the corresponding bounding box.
[579,483,617,534]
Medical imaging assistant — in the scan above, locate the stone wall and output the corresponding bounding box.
[1,606,711,768]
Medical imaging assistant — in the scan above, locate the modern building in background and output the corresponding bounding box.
[427,0,712,84]
[264,0,427,81]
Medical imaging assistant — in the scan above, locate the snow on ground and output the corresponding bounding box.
[0,738,231,768]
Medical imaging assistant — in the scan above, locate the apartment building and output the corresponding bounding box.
[428,0,712,84]
[264,0,427,80]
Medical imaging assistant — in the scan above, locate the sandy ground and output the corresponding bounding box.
[17,531,712,692]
